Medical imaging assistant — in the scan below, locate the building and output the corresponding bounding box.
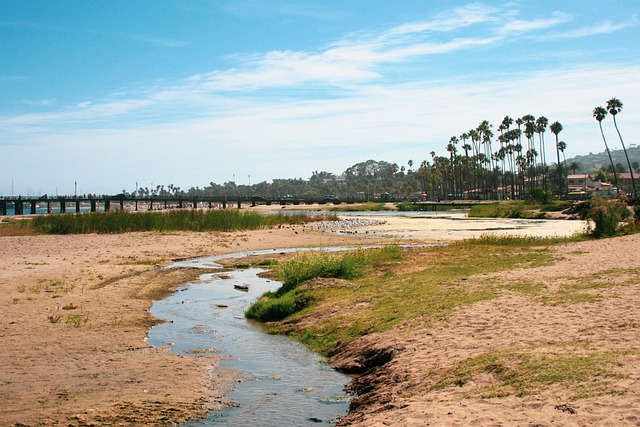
[566,174,616,196]
[617,173,637,196]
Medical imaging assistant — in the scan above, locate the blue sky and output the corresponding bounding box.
[1,1,639,195]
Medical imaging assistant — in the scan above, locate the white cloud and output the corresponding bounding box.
[500,11,572,34]
[544,16,638,39]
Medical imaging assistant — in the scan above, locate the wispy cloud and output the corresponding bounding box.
[499,11,572,34]
[542,15,638,39]
[21,99,56,107]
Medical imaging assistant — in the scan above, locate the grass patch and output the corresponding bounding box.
[0,219,41,236]
[539,292,603,305]
[245,290,314,322]
[532,269,639,306]
[430,345,631,399]
[245,246,404,323]
[65,313,89,327]
[468,201,546,219]
[502,282,547,294]
[455,234,581,247]
[119,256,166,266]
[395,202,457,212]
[329,203,392,212]
[257,241,554,356]
[30,210,329,234]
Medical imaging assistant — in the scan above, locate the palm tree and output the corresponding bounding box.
[569,162,580,175]
[593,106,620,196]
[446,136,459,196]
[536,116,549,187]
[558,140,568,194]
[606,98,637,196]
[549,121,563,195]
[477,120,494,195]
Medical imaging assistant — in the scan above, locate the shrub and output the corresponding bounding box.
[245,291,313,322]
[528,187,553,205]
[585,197,633,237]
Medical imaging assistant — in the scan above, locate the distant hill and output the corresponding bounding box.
[566,145,640,174]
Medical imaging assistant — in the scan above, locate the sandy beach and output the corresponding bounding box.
[2,210,639,426]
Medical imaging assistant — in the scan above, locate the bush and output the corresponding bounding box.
[528,187,553,205]
[585,197,633,237]
[245,291,313,322]
[469,203,525,218]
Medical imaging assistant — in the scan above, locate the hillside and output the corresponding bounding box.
[568,145,640,174]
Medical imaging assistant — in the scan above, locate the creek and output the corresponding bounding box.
[148,249,354,426]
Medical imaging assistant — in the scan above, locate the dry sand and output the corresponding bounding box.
[1,211,638,426]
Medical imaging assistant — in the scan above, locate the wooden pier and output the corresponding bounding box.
[0,195,362,216]
[0,195,492,216]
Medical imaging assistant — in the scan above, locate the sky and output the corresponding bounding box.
[1,0,639,196]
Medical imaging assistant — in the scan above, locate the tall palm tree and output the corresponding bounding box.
[558,140,568,195]
[477,120,494,195]
[606,98,637,196]
[446,136,459,196]
[593,106,620,196]
[469,129,481,197]
[549,121,563,195]
[536,116,549,187]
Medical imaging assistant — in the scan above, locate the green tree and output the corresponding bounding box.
[569,162,580,175]
[606,98,637,196]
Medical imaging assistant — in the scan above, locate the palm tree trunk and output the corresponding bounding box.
[612,115,637,196]
[599,122,620,195]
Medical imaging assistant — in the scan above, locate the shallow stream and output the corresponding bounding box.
[148,249,353,426]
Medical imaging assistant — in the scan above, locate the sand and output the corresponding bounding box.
[1,211,638,426]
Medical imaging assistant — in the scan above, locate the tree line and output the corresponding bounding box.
[125,98,635,201]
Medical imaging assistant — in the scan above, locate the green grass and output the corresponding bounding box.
[30,210,329,234]
[329,203,391,212]
[65,313,89,327]
[430,345,631,399]
[245,290,314,322]
[468,201,547,219]
[395,202,457,212]
[245,246,404,323]
[258,240,555,355]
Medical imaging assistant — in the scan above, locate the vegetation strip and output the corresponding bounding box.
[29,209,333,234]
[430,345,633,399]
[248,237,558,355]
